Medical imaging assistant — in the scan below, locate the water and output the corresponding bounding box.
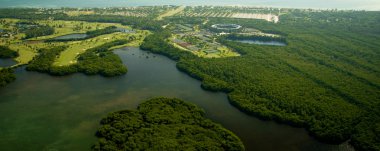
[0,58,17,67]
[0,47,354,151]
[232,39,287,46]
[115,27,134,33]
[52,30,131,40]
[0,0,379,10]
[53,33,88,40]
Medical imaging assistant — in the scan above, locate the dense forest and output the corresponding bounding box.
[26,46,67,72]
[0,46,19,58]
[85,26,117,38]
[0,8,164,31]
[27,40,128,77]
[140,31,195,61]
[74,39,128,77]
[93,97,245,151]
[21,24,55,39]
[0,68,16,88]
[141,11,380,151]
[0,7,379,151]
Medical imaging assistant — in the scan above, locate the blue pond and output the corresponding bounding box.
[52,33,88,40]
[232,39,287,46]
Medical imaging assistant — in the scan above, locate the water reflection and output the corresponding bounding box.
[0,47,354,151]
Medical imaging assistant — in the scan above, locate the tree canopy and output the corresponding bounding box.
[140,11,380,150]
[0,46,19,58]
[93,97,245,151]
[0,68,16,88]
[27,40,128,77]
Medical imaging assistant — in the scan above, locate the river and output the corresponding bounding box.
[0,58,17,67]
[0,47,354,151]
[53,33,88,40]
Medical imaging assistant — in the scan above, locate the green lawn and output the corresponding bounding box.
[0,19,146,66]
[29,20,132,41]
[53,31,149,66]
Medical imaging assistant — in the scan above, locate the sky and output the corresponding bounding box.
[0,0,379,10]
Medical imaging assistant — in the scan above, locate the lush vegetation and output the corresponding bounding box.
[0,68,16,88]
[141,31,194,61]
[0,7,379,151]
[46,26,119,42]
[93,97,245,151]
[0,46,19,58]
[86,26,117,38]
[22,24,55,39]
[0,8,164,31]
[74,39,128,77]
[141,11,380,151]
[71,15,164,31]
[27,40,128,76]
[26,46,67,72]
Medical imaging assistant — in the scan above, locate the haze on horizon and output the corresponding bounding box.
[0,0,380,10]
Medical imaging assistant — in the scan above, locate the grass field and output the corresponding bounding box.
[8,45,36,64]
[29,20,132,40]
[1,19,38,65]
[53,31,149,66]
[0,19,146,67]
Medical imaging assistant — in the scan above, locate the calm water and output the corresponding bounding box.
[232,39,287,46]
[52,30,131,40]
[0,47,354,151]
[53,33,88,40]
[0,0,379,10]
[0,58,17,67]
[116,27,133,33]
